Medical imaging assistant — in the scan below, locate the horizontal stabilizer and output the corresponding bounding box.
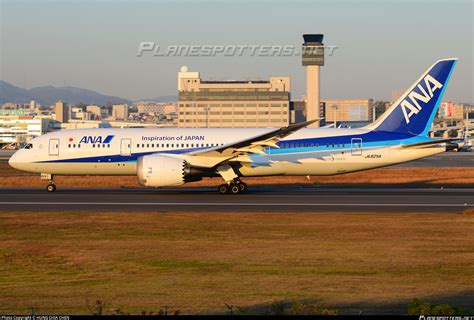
[401,138,460,148]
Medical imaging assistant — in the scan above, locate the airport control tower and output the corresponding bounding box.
[302,34,324,128]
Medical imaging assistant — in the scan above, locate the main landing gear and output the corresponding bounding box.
[218,180,248,195]
[215,164,247,195]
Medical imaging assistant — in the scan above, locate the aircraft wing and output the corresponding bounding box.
[182,119,319,168]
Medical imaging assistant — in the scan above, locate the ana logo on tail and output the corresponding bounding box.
[400,74,443,124]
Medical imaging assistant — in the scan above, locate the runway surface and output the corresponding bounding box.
[0,187,472,213]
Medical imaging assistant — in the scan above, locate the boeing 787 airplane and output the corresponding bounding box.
[9,58,459,194]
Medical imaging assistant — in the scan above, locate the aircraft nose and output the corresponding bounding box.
[8,151,20,170]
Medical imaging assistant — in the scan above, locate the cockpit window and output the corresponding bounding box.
[23,143,33,149]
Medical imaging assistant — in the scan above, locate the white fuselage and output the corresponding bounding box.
[9,127,445,178]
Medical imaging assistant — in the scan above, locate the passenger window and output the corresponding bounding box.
[92,144,95,148]
[78,144,81,148]
[68,144,71,148]
[137,144,140,148]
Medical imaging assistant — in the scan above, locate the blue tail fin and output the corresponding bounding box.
[369,58,457,136]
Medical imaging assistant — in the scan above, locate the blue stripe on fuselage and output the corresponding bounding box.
[37,130,432,163]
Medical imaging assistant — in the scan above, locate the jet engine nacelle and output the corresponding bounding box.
[137,154,187,187]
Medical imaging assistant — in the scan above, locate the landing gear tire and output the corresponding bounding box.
[46,183,56,193]
[229,184,241,195]
[218,184,229,194]
[238,182,248,193]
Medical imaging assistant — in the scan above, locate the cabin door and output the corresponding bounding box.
[49,139,60,156]
[120,138,132,156]
[351,138,363,156]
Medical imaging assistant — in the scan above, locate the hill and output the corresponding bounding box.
[0,80,132,106]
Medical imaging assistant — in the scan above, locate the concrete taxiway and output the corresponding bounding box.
[0,187,471,213]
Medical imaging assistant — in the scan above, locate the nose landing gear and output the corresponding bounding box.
[41,173,56,192]
[46,183,56,193]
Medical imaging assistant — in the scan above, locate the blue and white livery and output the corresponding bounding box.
[9,58,459,194]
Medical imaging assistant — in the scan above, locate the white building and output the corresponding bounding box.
[70,107,92,121]
[86,105,102,118]
[112,104,129,120]
[0,117,50,147]
[60,120,111,130]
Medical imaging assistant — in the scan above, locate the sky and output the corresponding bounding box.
[1,0,473,102]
